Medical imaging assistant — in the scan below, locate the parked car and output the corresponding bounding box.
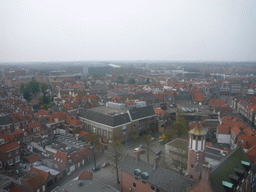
[101,162,110,168]
[156,150,162,155]
[92,167,101,172]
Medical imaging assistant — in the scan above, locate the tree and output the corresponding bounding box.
[116,75,124,84]
[141,134,154,163]
[28,80,40,94]
[172,115,188,138]
[86,133,99,168]
[146,77,150,84]
[108,136,124,184]
[170,141,188,175]
[41,83,51,95]
[127,78,136,84]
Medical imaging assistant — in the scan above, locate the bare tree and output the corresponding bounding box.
[141,133,154,163]
[86,133,99,168]
[108,136,124,184]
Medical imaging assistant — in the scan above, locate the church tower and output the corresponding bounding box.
[187,126,207,181]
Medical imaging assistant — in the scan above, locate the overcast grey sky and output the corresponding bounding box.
[0,0,255,62]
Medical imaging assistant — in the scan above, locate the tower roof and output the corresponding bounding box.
[190,126,207,136]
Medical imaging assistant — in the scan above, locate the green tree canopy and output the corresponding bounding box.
[41,83,51,95]
[116,75,124,84]
[172,115,188,138]
[127,78,136,84]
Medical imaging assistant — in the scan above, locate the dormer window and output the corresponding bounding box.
[54,118,58,122]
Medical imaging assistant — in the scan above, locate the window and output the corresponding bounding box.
[133,182,136,188]
[97,129,101,136]
[42,185,45,192]
[109,132,112,139]
[8,152,11,157]
[191,164,194,168]
[15,156,20,163]
[198,136,201,140]
[135,177,138,180]
[93,127,96,133]
[190,175,193,179]
[103,131,107,137]
[156,188,160,192]
[151,186,155,191]
[8,159,13,165]
[122,125,127,136]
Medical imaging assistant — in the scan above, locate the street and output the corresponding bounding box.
[49,136,165,192]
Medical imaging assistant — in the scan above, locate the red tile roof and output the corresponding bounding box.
[246,145,256,163]
[154,108,165,116]
[0,133,10,143]
[68,84,85,89]
[24,172,45,191]
[0,142,20,152]
[27,154,40,164]
[12,129,29,138]
[29,167,49,182]
[189,122,204,130]
[48,112,67,124]
[54,151,67,165]
[27,122,44,133]
[79,130,90,138]
[194,92,204,102]
[9,186,21,192]
[217,124,231,134]
[209,99,225,106]
[66,116,83,127]
[78,171,93,179]
[238,135,256,149]
[231,124,241,136]
[35,110,50,118]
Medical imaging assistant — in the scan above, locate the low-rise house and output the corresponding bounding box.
[0,142,20,168]
[12,128,31,145]
[19,171,45,192]
[53,147,91,174]
[27,122,45,145]
[64,115,83,136]
[0,115,13,134]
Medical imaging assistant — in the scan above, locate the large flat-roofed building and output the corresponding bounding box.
[79,102,156,143]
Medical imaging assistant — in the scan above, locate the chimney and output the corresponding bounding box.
[201,164,211,182]
[135,151,140,161]
[154,156,159,169]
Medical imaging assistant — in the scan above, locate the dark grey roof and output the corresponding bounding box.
[121,155,195,192]
[128,105,155,120]
[240,100,249,107]
[210,147,251,192]
[108,90,131,96]
[205,146,226,161]
[165,94,176,104]
[79,110,130,127]
[135,92,153,99]
[0,116,12,125]
[202,119,219,128]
